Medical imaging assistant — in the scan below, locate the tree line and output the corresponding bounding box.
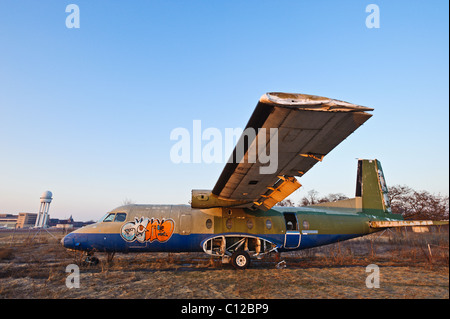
[276,185,449,221]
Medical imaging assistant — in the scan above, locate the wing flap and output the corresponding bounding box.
[253,176,302,210]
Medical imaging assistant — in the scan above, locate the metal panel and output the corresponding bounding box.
[179,214,192,235]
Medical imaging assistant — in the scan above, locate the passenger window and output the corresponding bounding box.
[114,213,127,222]
[103,213,116,222]
[302,220,310,230]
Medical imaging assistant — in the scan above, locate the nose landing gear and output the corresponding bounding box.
[81,251,115,266]
[82,255,99,266]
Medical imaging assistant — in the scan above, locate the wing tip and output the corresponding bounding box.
[260,92,374,112]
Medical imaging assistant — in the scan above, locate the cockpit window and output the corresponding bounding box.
[98,213,109,222]
[114,213,127,222]
[101,212,127,222]
[103,213,116,222]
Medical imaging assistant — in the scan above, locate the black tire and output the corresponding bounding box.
[231,250,251,270]
[83,256,99,266]
[90,256,100,265]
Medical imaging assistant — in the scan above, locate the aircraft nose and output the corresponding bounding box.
[61,233,74,249]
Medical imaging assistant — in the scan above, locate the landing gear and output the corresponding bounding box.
[106,252,115,264]
[80,252,116,266]
[203,235,279,270]
[231,250,251,270]
[83,255,99,266]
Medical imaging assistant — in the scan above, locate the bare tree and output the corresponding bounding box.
[388,185,449,220]
[298,186,448,220]
[300,190,349,206]
[388,185,414,216]
[276,199,295,207]
[122,198,136,206]
[300,190,320,206]
[318,193,349,203]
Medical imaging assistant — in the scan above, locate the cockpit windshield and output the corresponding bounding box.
[98,213,110,222]
[99,212,127,223]
[103,213,116,222]
[115,213,127,222]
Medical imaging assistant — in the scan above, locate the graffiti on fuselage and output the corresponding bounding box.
[120,217,175,243]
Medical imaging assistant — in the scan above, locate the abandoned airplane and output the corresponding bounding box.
[62,92,445,269]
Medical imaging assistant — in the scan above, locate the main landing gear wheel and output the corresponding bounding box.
[231,251,251,270]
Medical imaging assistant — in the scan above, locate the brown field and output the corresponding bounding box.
[0,228,448,299]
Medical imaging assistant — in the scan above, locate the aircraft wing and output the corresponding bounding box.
[191,92,373,211]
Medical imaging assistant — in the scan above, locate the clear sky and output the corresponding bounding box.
[0,1,448,221]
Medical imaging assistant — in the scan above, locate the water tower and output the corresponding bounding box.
[35,191,53,228]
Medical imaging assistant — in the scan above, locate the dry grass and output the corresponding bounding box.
[0,228,448,299]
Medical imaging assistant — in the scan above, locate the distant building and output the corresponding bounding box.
[56,223,73,230]
[48,218,60,227]
[0,213,38,229]
[73,221,86,228]
[17,213,37,228]
[55,215,75,230]
[0,214,18,229]
[0,213,93,230]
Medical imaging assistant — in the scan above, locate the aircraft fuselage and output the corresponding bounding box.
[62,204,384,255]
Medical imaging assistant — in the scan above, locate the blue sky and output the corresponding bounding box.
[0,1,448,220]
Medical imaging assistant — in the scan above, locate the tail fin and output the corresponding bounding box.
[356,159,392,215]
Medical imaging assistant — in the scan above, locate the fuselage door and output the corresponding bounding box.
[283,212,301,249]
[180,214,192,235]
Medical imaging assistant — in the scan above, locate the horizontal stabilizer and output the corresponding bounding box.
[370,220,449,228]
